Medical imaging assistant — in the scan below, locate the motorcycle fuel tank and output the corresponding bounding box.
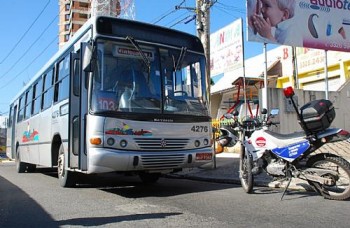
[271,140,310,162]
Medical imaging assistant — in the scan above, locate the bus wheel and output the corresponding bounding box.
[15,147,26,173]
[57,144,76,187]
[27,164,37,173]
[139,172,160,184]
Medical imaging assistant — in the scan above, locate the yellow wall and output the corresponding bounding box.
[277,60,350,89]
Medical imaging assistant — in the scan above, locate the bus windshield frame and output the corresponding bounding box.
[90,39,209,117]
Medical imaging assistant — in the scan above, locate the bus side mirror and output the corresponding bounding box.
[82,42,93,72]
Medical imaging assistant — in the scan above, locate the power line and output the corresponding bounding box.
[214,1,245,15]
[152,0,186,25]
[0,35,58,90]
[152,9,177,24]
[164,11,189,27]
[0,0,51,65]
[0,14,58,81]
[170,14,195,28]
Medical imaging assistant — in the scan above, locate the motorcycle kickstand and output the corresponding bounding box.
[281,171,293,201]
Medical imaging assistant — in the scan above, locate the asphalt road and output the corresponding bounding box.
[1,161,350,228]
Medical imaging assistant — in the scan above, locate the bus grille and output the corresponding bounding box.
[140,154,186,169]
[134,138,189,150]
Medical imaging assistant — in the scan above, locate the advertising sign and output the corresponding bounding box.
[210,18,244,77]
[247,0,350,52]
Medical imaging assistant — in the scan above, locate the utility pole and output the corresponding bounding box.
[195,0,212,101]
[176,1,212,101]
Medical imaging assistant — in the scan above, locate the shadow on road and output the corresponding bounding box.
[36,166,239,198]
[0,175,57,227]
[0,174,184,227]
[57,212,182,226]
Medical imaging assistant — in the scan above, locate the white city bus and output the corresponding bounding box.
[6,16,213,187]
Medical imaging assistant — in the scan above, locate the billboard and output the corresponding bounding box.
[247,0,350,52]
[210,18,244,77]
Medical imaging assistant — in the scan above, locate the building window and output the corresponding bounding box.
[65,14,69,21]
[79,2,89,8]
[65,24,69,31]
[79,13,88,19]
[64,34,70,42]
[65,4,70,11]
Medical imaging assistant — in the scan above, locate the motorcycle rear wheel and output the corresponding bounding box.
[307,154,350,200]
[239,145,254,193]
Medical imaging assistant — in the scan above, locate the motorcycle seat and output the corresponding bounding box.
[265,130,307,147]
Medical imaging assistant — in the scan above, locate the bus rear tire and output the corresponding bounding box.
[57,144,76,187]
[15,147,26,173]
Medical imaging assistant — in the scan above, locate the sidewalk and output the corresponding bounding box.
[169,141,350,191]
[169,152,313,191]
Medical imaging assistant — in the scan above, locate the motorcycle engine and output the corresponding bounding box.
[266,159,286,177]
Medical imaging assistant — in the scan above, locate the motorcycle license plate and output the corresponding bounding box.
[196,153,212,160]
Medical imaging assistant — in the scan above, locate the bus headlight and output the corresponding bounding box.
[194,140,200,147]
[120,140,128,148]
[203,138,209,146]
[107,138,115,146]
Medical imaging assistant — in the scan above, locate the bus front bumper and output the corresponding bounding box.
[87,147,214,174]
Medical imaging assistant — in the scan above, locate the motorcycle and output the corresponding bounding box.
[216,86,350,200]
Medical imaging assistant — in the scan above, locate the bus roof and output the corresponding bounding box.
[10,16,203,104]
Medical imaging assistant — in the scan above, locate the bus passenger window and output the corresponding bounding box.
[73,58,80,96]
[18,97,25,122]
[42,70,54,110]
[32,78,43,115]
[24,88,33,119]
[8,106,12,127]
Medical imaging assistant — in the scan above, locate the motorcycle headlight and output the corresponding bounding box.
[219,138,228,145]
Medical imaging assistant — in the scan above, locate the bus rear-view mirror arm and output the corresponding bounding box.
[82,42,94,72]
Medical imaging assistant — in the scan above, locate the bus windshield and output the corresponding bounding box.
[91,40,208,116]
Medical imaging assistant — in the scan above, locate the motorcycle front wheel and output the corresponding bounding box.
[239,144,254,193]
[307,153,350,200]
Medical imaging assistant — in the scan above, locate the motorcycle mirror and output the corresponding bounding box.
[270,109,279,116]
[232,110,239,116]
[261,108,268,115]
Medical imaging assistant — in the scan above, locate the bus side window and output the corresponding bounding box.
[24,87,33,120]
[55,55,70,102]
[42,69,54,110]
[73,57,80,96]
[32,78,43,115]
[8,106,12,127]
[18,96,25,122]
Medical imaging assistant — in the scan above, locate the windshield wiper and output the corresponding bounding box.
[126,36,151,73]
[174,47,187,71]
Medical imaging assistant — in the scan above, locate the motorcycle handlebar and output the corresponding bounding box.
[266,120,280,126]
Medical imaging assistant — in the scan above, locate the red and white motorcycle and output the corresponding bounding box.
[217,87,350,200]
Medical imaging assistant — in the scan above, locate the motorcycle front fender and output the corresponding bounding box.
[243,141,265,162]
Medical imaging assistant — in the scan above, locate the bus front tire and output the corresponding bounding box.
[26,164,37,173]
[57,144,76,187]
[139,172,160,184]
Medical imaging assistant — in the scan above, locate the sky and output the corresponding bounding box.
[0,0,273,116]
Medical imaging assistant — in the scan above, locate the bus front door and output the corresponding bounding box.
[69,48,88,171]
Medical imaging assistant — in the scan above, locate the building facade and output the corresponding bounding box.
[211,45,350,120]
[58,0,121,48]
